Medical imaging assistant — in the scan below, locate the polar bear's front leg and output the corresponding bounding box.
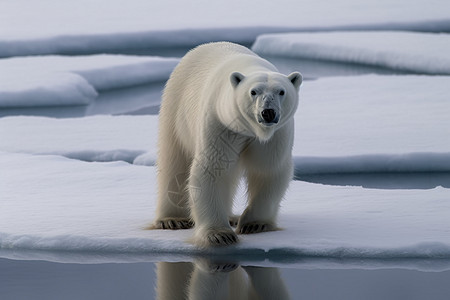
[237,160,292,234]
[189,156,239,247]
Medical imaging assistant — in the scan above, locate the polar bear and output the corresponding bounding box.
[152,42,302,247]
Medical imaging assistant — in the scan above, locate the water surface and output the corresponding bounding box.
[2,258,450,300]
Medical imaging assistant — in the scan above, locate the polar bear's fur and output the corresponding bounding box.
[153,42,302,247]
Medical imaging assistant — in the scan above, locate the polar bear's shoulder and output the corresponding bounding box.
[191,41,256,57]
[181,42,257,66]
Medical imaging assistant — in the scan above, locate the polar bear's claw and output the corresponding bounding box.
[211,263,239,273]
[238,222,274,234]
[155,218,194,230]
[195,258,239,273]
[206,230,238,246]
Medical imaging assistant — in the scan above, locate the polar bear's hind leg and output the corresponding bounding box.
[153,123,193,230]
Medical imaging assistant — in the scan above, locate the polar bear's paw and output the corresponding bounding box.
[204,229,239,247]
[152,218,194,230]
[237,222,276,234]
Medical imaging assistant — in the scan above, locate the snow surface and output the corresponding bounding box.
[0,55,178,107]
[294,75,450,174]
[252,31,450,74]
[1,75,449,173]
[0,152,449,270]
[0,115,157,164]
[1,0,450,57]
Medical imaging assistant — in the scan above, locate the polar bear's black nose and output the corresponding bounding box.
[261,109,277,123]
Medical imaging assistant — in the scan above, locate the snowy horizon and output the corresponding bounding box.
[1,0,450,58]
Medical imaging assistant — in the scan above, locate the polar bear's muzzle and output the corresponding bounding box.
[257,95,280,126]
[258,108,280,126]
[260,108,278,125]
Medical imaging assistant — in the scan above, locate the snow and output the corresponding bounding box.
[252,31,450,74]
[0,115,157,164]
[0,72,97,108]
[0,152,449,270]
[0,55,178,107]
[294,75,450,174]
[1,75,449,174]
[1,0,450,57]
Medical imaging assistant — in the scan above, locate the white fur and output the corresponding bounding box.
[153,42,302,247]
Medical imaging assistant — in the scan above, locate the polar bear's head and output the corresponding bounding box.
[230,71,302,141]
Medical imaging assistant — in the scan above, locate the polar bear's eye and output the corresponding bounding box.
[279,90,285,96]
[250,90,257,96]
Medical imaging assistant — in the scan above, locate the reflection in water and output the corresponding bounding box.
[2,257,450,299]
[156,260,290,300]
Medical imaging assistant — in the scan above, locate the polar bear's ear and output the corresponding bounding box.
[230,72,245,88]
[288,72,303,89]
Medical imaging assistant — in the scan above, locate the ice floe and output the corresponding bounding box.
[0,115,157,164]
[252,31,450,74]
[0,152,449,269]
[1,0,450,57]
[0,55,178,107]
[294,75,450,174]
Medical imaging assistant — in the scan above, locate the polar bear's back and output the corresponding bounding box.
[163,41,276,108]
[182,41,257,70]
[166,42,257,95]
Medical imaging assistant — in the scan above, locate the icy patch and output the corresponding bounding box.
[0,55,178,107]
[0,72,97,107]
[253,31,450,74]
[275,180,450,260]
[0,115,158,163]
[133,152,156,166]
[0,152,449,267]
[293,75,450,173]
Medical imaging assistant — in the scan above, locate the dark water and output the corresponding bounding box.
[2,258,450,300]
[296,172,450,190]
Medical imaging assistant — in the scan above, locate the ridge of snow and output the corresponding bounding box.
[1,0,450,57]
[252,31,450,74]
[0,55,178,107]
